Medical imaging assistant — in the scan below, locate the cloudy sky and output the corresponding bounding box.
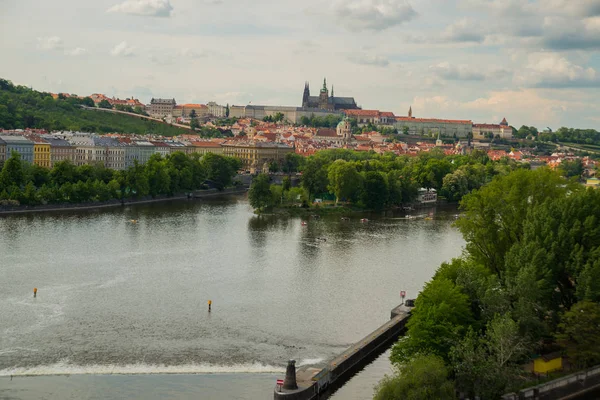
[1,0,600,129]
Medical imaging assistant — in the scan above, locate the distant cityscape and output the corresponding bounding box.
[0,78,597,184]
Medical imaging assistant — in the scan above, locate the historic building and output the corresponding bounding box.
[148,98,176,118]
[472,118,513,140]
[229,105,342,124]
[302,79,360,111]
[393,107,473,138]
[222,141,294,170]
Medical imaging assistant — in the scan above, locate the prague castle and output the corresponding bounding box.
[302,78,360,111]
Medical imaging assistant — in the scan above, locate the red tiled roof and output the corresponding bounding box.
[315,128,337,137]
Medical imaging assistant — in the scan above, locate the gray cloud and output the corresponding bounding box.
[333,0,417,31]
[441,18,486,42]
[110,41,135,57]
[542,21,600,50]
[37,36,64,51]
[347,52,390,67]
[107,0,173,17]
[517,53,600,88]
[430,62,485,81]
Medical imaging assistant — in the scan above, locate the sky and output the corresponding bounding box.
[1,0,600,130]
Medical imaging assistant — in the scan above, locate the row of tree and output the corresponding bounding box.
[0,151,241,206]
[376,168,600,399]
[249,149,527,212]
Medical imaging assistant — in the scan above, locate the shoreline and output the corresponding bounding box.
[0,187,248,216]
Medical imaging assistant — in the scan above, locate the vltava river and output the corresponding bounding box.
[0,196,464,399]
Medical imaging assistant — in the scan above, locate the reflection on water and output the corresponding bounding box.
[0,197,464,399]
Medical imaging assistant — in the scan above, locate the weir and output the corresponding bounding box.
[274,304,412,400]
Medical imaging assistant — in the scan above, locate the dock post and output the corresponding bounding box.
[283,359,298,390]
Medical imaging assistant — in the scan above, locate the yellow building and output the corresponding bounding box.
[533,353,562,374]
[585,178,600,188]
[31,137,51,168]
[222,141,294,170]
[190,140,224,156]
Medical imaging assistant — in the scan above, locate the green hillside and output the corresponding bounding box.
[0,78,189,136]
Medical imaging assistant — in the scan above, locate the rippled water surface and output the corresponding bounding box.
[0,197,464,399]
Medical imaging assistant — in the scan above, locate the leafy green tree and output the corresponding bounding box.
[361,171,388,210]
[146,154,171,197]
[327,159,362,204]
[452,314,527,400]
[126,161,149,197]
[456,168,573,278]
[282,176,291,192]
[301,158,328,200]
[556,301,600,369]
[98,99,113,109]
[0,152,24,188]
[201,153,239,190]
[374,354,455,400]
[281,153,304,173]
[559,159,584,178]
[391,278,473,365]
[441,169,469,202]
[248,173,273,212]
[81,97,95,107]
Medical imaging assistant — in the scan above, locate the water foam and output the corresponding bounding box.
[0,361,285,377]
[297,358,325,367]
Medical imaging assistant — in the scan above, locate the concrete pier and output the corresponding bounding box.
[274,304,412,400]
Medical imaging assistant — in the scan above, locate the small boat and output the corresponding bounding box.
[341,217,350,221]
[129,219,138,224]
[301,221,307,226]
[360,218,369,223]
[424,217,433,221]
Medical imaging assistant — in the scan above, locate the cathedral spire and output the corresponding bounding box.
[331,85,334,98]
[323,78,327,91]
[408,106,412,118]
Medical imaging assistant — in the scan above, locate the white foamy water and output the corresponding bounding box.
[0,361,285,377]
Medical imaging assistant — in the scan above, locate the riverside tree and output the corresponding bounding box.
[248,173,273,212]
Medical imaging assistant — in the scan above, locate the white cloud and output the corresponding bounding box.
[347,52,389,67]
[179,48,210,58]
[333,0,417,31]
[516,53,600,88]
[37,36,64,51]
[110,41,135,57]
[430,62,485,81]
[442,18,486,42]
[65,47,89,56]
[107,0,173,17]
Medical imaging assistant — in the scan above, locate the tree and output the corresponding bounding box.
[0,152,24,188]
[98,99,113,109]
[361,171,389,210]
[301,158,328,200]
[248,173,273,212]
[391,278,473,365]
[374,354,455,400]
[282,176,291,192]
[556,301,600,369]
[441,168,469,202]
[201,153,239,190]
[455,168,573,278]
[451,314,527,399]
[190,118,199,130]
[81,97,95,107]
[327,159,362,204]
[559,159,584,178]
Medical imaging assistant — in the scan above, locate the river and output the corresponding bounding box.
[0,196,464,399]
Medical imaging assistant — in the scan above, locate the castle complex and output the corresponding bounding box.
[302,78,360,111]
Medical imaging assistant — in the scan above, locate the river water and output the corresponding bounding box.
[0,196,464,399]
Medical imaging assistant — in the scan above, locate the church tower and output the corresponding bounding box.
[302,82,310,108]
[319,78,329,110]
[408,106,413,118]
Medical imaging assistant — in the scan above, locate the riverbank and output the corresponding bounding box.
[0,187,248,216]
[265,201,456,217]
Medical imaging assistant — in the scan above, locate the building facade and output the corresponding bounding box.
[0,138,5,164]
[229,105,343,124]
[30,137,51,168]
[394,109,472,138]
[302,79,360,111]
[94,137,126,170]
[172,104,209,119]
[222,141,293,169]
[148,98,176,117]
[472,118,513,139]
[44,137,75,166]
[344,110,396,126]
[207,102,227,118]
[0,135,34,163]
